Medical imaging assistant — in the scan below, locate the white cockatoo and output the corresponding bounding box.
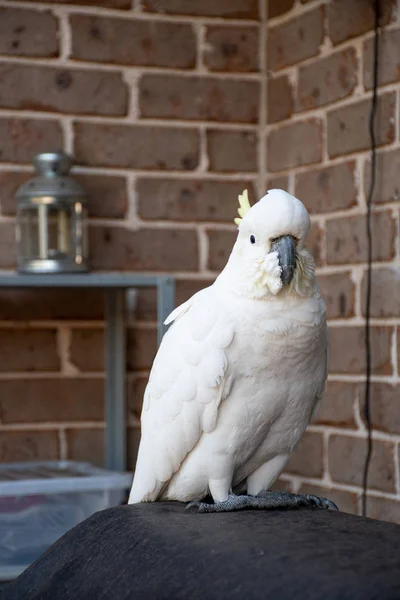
[129,189,337,513]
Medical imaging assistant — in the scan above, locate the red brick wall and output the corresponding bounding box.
[0,0,399,523]
[267,0,400,522]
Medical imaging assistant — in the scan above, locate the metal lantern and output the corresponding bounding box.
[16,151,89,274]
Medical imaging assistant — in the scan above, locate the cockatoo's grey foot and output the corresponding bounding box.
[186,491,338,513]
[186,494,258,513]
[255,490,339,511]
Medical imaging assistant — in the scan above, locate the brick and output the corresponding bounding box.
[137,178,256,222]
[326,211,395,265]
[366,496,400,524]
[89,226,198,271]
[0,222,17,268]
[307,222,324,267]
[0,328,60,372]
[319,272,355,319]
[0,170,128,219]
[270,478,292,492]
[364,148,400,206]
[70,14,196,69]
[268,7,324,71]
[266,175,288,191]
[127,328,158,372]
[328,0,396,46]
[297,48,358,112]
[327,93,396,158]
[314,381,357,428]
[127,376,148,422]
[0,378,103,423]
[328,326,393,375]
[75,174,128,219]
[142,0,258,19]
[74,122,199,171]
[0,64,127,116]
[268,0,295,19]
[285,431,323,478]
[0,289,104,321]
[207,130,258,173]
[0,431,59,462]
[361,268,400,318]
[66,428,104,467]
[329,435,395,492]
[128,427,141,470]
[139,75,259,124]
[69,327,157,372]
[268,75,293,124]
[206,229,237,272]
[19,0,130,8]
[358,382,400,435]
[0,7,58,58]
[267,118,322,172]
[364,28,400,89]
[135,278,214,322]
[0,118,63,164]
[204,26,259,73]
[295,161,357,214]
[298,483,359,515]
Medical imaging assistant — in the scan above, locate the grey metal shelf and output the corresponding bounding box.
[0,272,176,472]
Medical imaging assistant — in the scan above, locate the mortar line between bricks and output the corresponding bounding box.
[197,225,210,273]
[0,111,260,130]
[254,143,400,177]
[0,1,260,25]
[0,369,150,380]
[264,87,400,133]
[0,163,258,179]
[307,424,400,443]
[0,54,262,80]
[52,7,72,61]
[267,0,325,27]
[0,422,106,431]
[267,34,375,78]
[328,373,400,383]
[280,474,400,502]
[316,261,400,274]
[327,317,400,326]
[0,320,158,329]
[394,440,400,495]
[58,428,68,460]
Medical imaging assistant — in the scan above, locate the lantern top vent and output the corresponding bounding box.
[16,150,87,204]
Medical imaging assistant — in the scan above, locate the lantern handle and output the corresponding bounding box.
[33,151,73,178]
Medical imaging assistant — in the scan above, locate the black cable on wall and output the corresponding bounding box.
[362,0,381,518]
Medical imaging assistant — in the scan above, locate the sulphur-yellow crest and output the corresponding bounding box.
[234,189,251,226]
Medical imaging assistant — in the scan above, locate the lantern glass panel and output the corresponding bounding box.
[48,206,72,258]
[18,207,39,259]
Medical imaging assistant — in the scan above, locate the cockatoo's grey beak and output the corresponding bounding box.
[270,235,296,286]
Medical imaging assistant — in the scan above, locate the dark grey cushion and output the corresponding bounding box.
[3,503,400,599]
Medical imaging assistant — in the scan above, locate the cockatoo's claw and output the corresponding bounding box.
[304,494,339,511]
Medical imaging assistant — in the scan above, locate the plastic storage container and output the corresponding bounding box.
[0,461,133,580]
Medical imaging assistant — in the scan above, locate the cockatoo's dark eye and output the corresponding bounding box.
[250,235,256,244]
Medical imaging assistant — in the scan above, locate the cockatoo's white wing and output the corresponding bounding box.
[311,323,329,422]
[129,288,234,503]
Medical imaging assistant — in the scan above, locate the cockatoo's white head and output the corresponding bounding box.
[217,189,315,299]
